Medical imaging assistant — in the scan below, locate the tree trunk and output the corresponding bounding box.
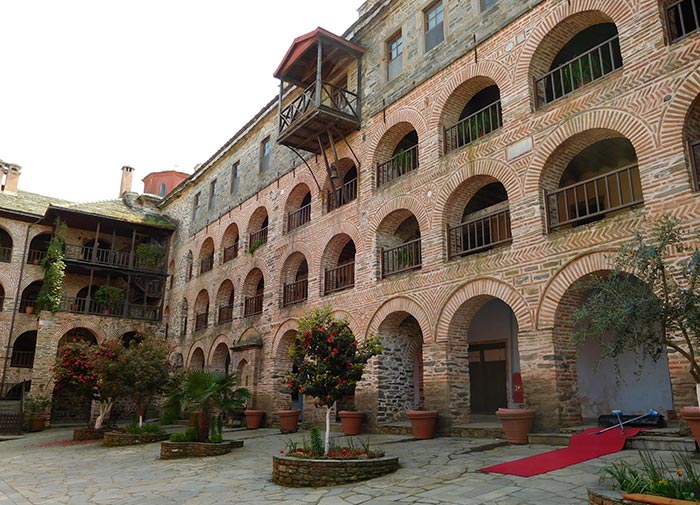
[695,383,700,408]
[324,406,331,455]
[198,408,210,442]
[94,399,114,429]
[136,403,146,428]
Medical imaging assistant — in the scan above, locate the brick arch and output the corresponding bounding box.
[49,322,109,348]
[537,249,618,329]
[330,309,361,341]
[366,108,427,167]
[316,223,360,283]
[242,267,265,297]
[221,222,240,249]
[284,182,312,214]
[237,326,262,346]
[279,250,309,288]
[524,109,657,194]
[431,62,513,130]
[320,157,358,194]
[208,334,231,364]
[271,318,298,359]
[436,278,533,343]
[515,0,637,91]
[246,205,269,239]
[366,296,432,343]
[659,64,700,155]
[186,343,206,369]
[215,279,235,307]
[366,194,430,247]
[242,259,272,292]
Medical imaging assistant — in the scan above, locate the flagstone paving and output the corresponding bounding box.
[0,427,683,504]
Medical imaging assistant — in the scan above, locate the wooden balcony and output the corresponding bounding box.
[324,262,354,295]
[444,100,502,154]
[545,164,643,232]
[63,243,166,273]
[244,294,264,317]
[10,350,35,369]
[249,227,268,250]
[283,279,308,306]
[27,249,46,265]
[447,209,512,259]
[57,296,161,321]
[287,204,311,232]
[376,145,419,187]
[223,242,239,263]
[327,178,357,212]
[218,304,234,324]
[381,239,422,278]
[195,312,208,331]
[199,255,213,275]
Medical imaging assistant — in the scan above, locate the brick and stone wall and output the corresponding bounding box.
[159,440,243,459]
[272,455,400,487]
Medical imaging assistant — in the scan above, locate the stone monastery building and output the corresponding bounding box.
[2,0,700,433]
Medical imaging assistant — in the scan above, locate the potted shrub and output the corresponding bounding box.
[24,394,51,432]
[94,285,125,314]
[573,216,700,444]
[285,306,382,454]
[407,409,438,440]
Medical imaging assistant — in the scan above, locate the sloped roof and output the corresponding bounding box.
[0,190,71,219]
[49,195,175,230]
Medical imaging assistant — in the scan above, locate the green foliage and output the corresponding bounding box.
[169,427,197,442]
[285,306,382,409]
[600,450,700,501]
[284,435,382,459]
[94,285,125,306]
[36,219,67,314]
[24,394,51,418]
[309,426,324,456]
[53,339,124,401]
[574,215,700,383]
[165,370,250,442]
[123,423,163,434]
[208,433,224,444]
[119,334,171,419]
[136,242,165,268]
[247,239,263,255]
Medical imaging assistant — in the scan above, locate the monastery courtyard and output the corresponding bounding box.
[0,428,670,505]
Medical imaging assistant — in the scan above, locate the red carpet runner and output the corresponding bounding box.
[479,427,643,477]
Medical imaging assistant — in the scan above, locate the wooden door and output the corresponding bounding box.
[469,342,507,414]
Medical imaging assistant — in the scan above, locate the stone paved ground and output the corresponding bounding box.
[0,427,679,504]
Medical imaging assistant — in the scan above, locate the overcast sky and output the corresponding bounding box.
[1,1,361,202]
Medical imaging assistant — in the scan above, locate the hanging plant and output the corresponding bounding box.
[36,219,67,314]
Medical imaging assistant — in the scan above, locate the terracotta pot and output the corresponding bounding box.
[28,417,46,432]
[25,306,34,315]
[407,410,438,439]
[496,407,536,444]
[276,409,300,433]
[244,409,265,429]
[680,406,700,446]
[339,411,364,435]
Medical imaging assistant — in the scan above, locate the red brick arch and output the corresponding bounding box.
[208,335,231,367]
[524,108,658,194]
[186,342,207,368]
[515,0,637,91]
[366,107,428,167]
[366,296,432,343]
[659,64,700,154]
[49,322,109,348]
[330,309,361,340]
[366,194,430,249]
[536,249,618,329]
[435,278,534,342]
[315,222,360,280]
[271,318,298,359]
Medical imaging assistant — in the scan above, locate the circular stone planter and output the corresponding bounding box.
[160,440,244,460]
[272,455,399,487]
[103,431,169,447]
[73,427,110,441]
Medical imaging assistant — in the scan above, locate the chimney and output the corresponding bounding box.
[119,165,135,197]
[1,161,21,193]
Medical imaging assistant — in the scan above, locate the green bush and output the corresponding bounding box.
[208,433,224,444]
[123,423,163,434]
[169,427,197,442]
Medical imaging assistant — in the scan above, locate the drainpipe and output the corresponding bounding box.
[0,218,41,396]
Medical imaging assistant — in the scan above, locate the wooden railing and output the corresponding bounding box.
[667,0,700,41]
[223,241,239,263]
[324,262,355,295]
[10,350,35,369]
[27,249,46,265]
[218,304,234,324]
[244,294,264,317]
[447,209,512,259]
[57,296,160,321]
[195,312,208,331]
[691,139,700,190]
[545,164,643,232]
[200,255,214,275]
[287,204,311,232]
[327,178,357,212]
[444,100,502,154]
[283,279,308,306]
[63,243,166,273]
[534,35,622,108]
[376,144,419,187]
[279,81,359,135]
[249,227,268,250]
[381,238,422,278]
[0,247,10,263]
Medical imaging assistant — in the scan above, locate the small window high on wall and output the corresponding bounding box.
[387,31,403,81]
[424,2,444,52]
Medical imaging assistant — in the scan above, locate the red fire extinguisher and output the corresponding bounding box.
[512,372,524,404]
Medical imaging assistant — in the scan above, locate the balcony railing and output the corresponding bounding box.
[223,241,239,263]
[56,296,160,321]
[249,227,268,250]
[534,35,622,108]
[444,100,502,154]
[244,294,264,317]
[691,139,700,190]
[19,298,36,313]
[279,81,359,135]
[27,249,46,265]
[0,247,10,263]
[283,278,308,307]
[447,209,512,259]
[376,144,419,187]
[218,304,234,324]
[324,262,355,295]
[10,350,35,369]
[287,204,311,232]
[195,312,208,331]
[200,255,213,275]
[327,178,357,212]
[63,243,166,273]
[667,0,700,42]
[545,163,643,232]
[381,238,422,278]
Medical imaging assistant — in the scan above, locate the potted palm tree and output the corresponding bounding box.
[94,285,125,315]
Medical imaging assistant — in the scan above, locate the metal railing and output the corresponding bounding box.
[667,0,700,41]
[324,262,355,295]
[376,144,419,187]
[0,247,10,263]
[218,304,234,324]
[534,35,622,108]
[244,294,263,317]
[287,204,311,232]
[199,255,213,275]
[195,312,208,331]
[249,227,268,250]
[279,81,359,134]
[444,100,502,154]
[447,209,512,259]
[381,238,422,278]
[327,178,357,212]
[223,241,239,263]
[283,278,308,306]
[27,249,46,265]
[10,351,35,369]
[545,163,643,232]
[691,139,700,190]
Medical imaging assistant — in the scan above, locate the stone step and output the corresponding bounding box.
[529,432,697,451]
